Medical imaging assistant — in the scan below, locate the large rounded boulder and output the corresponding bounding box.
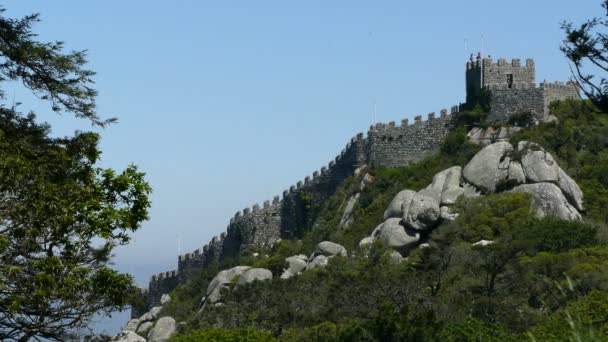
[404,193,440,230]
[511,183,581,220]
[314,241,347,257]
[383,190,416,219]
[237,268,273,286]
[147,316,177,342]
[373,218,420,248]
[463,141,513,193]
[206,266,251,304]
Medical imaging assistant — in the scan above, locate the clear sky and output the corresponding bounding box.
[4,0,603,335]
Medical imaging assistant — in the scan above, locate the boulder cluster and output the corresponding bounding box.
[463,141,583,219]
[199,241,349,309]
[113,295,178,342]
[281,241,348,279]
[202,266,273,307]
[359,141,584,257]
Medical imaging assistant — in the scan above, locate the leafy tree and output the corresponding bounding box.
[0,7,151,342]
[561,0,608,113]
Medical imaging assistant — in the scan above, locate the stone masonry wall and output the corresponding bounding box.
[368,108,458,168]
[148,270,178,307]
[488,81,580,124]
[543,82,580,113]
[142,106,460,310]
[487,83,544,123]
[482,58,535,86]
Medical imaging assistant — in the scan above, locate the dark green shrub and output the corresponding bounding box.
[170,328,277,342]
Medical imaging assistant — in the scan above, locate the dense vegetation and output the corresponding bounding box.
[0,7,151,342]
[162,99,608,341]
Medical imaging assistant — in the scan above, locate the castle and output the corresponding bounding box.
[466,57,579,123]
[135,57,579,316]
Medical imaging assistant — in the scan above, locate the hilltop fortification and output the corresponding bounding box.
[140,57,580,311]
[466,57,579,123]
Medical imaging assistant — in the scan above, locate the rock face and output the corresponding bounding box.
[358,236,373,248]
[404,193,440,231]
[511,183,582,220]
[557,168,584,211]
[147,316,176,342]
[367,140,585,262]
[440,206,458,221]
[124,319,140,332]
[460,141,583,217]
[237,268,273,286]
[306,255,329,270]
[467,127,521,146]
[384,190,416,219]
[136,321,154,337]
[373,218,420,249]
[160,294,171,305]
[314,241,347,257]
[110,331,146,342]
[340,193,360,227]
[441,167,464,205]
[463,141,513,193]
[139,306,162,322]
[206,266,251,304]
[519,141,560,183]
[281,254,308,279]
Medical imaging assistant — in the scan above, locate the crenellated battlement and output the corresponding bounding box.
[366,106,458,168]
[149,269,179,307]
[368,107,458,132]
[467,58,534,71]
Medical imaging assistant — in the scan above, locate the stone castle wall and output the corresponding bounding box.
[368,108,458,168]
[482,58,535,86]
[144,106,459,309]
[487,81,579,124]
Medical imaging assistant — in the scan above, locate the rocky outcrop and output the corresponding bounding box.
[160,294,171,305]
[383,190,416,219]
[511,183,581,220]
[340,193,360,227]
[364,140,584,260]
[147,316,176,342]
[306,255,329,270]
[110,331,146,342]
[139,306,162,322]
[313,241,347,257]
[462,141,584,213]
[404,193,440,231]
[237,268,273,285]
[467,127,522,146]
[136,321,154,337]
[205,266,251,304]
[280,254,308,279]
[463,141,513,193]
[124,319,140,332]
[372,218,420,249]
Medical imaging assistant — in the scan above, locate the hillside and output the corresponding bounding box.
[115,99,608,342]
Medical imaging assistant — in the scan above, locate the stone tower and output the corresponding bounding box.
[466,57,579,123]
[466,58,535,100]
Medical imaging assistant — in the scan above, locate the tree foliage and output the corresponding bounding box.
[0,7,151,342]
[561,0,608,113]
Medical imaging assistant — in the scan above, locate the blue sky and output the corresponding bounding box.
[4,0,602,335]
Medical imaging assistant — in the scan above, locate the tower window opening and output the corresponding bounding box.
[507,74,514,88]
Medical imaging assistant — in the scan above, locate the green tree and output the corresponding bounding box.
[561,0,608,113]
[0,7,151,342]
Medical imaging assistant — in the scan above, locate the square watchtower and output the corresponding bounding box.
[466,58,535,102]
